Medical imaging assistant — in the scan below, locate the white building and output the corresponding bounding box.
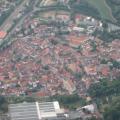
[9,101,65,120]
[82,104,95,113]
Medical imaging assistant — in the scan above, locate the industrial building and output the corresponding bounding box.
[9,101,66,120]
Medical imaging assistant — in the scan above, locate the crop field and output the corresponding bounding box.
[86,0,116,22]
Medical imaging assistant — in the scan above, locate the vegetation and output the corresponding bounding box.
[0,96,8,113]
[106,0,120,25]
[76,45,83,54]
[85,0,115,22]
[88,78,120,120]
[93,24,120,42]
[90,41,97,52]
[7,96,35,104]
[70,0,120,42]
[70,0,101,20]
[111,59,120,69]
[88,78,120,98]
[50,94,86,110]
[74,72,82,80]
[0,0,23,27]
[103,96,120,120]
[0,94,86,111]
[0,9,13,26]
[70,0,117,22]
[98,30,117,42]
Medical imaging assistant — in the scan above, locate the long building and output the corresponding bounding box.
[9,101,66,120]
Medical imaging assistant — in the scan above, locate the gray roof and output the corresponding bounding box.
[39,102,55,113]
[9,101,62,120]
[9,102,39,120]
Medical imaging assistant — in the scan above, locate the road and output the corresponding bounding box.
[0,0,39,50]
[0,0,30,32]
[0,0,63,50]
[11,0,39,33]
[40,0,47,7]
[0,0,45,32]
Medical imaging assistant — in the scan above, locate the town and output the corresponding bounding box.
[0,0,119,97]
[0,0,120,120]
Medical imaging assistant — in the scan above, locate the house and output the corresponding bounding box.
[68,35,88,47]
[63,79,76,94]
[99,65,110,76]
[84,65,97,75]
[56,14,70,22]
[0,31,7,39]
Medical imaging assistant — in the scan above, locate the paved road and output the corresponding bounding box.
[0,0,39,50]
[0,0,62,50]
[0,0,30,32]
[40,0,47,7]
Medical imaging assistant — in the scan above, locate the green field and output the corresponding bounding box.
[86,0,116,22]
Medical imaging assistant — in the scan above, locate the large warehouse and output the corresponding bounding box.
[9,101,66,120]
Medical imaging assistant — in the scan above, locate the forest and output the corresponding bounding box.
[88,78,120,120]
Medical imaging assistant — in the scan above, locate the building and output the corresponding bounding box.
[9,101,65,120]
[63,80,76,94]
[0,31,7,40]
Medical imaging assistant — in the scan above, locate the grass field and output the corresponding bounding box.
[86,0,116,22]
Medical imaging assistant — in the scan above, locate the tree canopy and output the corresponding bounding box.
[104,97,120,120]
[88,79,120,98]
[0,96,8,113]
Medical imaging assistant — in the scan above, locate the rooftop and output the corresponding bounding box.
[9,101,64,120]
[0,31,7,39]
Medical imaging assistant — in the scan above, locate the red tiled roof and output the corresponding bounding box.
[101,66,110,76]
[84,65,97,75]
[75,14,81,19]
[68,35,88,45]
[0,31,7,39]
[35,91,48,97]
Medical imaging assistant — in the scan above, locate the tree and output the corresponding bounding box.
[76,45,83,55]
[74,72,82,80]
[111,60,120,69]
[90,41,97,52]
[50,94,86,110]
[88,78,120,98]
[0,96,8,113]
[104,97,120,120]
